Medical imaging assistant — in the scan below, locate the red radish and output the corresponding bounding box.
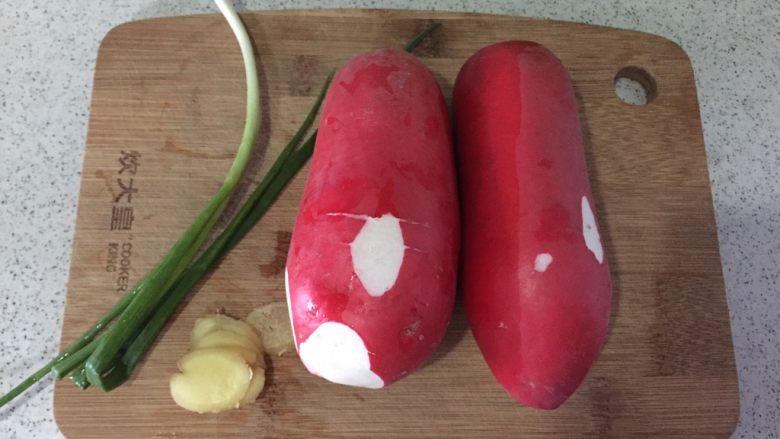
[453,41,612,409]
[285,48,459,388]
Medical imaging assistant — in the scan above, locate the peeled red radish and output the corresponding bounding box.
[285,48,459,389]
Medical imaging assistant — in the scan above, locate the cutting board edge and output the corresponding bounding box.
[96,8,694,59]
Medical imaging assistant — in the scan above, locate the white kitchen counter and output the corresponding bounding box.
[1,1,777,437]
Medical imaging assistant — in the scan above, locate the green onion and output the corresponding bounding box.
[83,0,261,390]
[403,22,441,52]
[70,368,90,390]
[52,338,99,379]
[0,14,441,408]
[94,85,330,391]
[0,287,135,406]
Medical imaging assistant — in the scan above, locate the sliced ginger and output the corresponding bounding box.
[191,317,220,344]
[170,348,253,413]
[246,302,295,356]
[192,314,263,349]
[240,366,267,406]
[171,314,266,413]
[193,330,260,365]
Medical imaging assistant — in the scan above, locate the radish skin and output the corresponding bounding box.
[286,48,459,388]
[453,41,612,409]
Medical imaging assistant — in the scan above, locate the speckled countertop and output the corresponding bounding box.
[1,0,778,437]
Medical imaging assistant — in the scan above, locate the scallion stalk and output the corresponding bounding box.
[0,294,132,406]
[70,368,90,390]
[95,80,331,391]
[52,338,100,379]
[403,22,441,52]
[84,0,262,389]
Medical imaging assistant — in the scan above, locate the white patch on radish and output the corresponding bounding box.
[349,214,405,297]
[581,196,604,264]
[498,321,508,329]
[534,253,553,272]
[298,321,384,389]
[284,268,298,351]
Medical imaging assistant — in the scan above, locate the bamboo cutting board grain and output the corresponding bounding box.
[54,9,739,438]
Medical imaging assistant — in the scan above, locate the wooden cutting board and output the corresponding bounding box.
[54,9,739,438]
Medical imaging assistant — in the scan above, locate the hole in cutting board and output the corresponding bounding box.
[614,66,656,105]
